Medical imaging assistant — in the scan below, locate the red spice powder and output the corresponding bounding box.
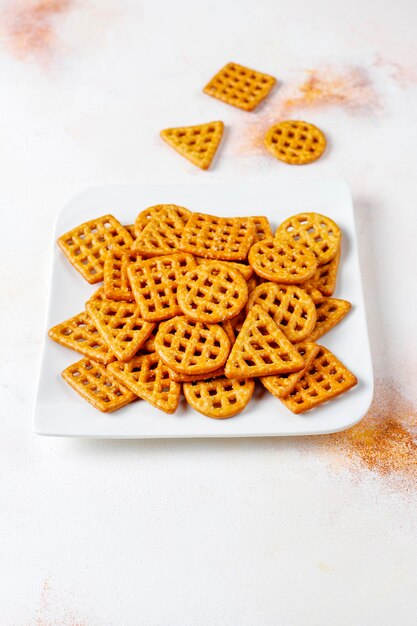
[1,0,73,62]
[373,54,417,88]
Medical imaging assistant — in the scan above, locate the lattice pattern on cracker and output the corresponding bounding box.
[133,205,192,256]
[177,263,248,323]
[104,249,141,302]
[281,346,357,413]
[48,311,115,365]
[309,298,351,342]
[247,282,317,343]
[108,353,180,414]
[167,365,225,383]
[127,253,196,322]
[265,120,326,165]
[203,62,276,112]
[179,212,255,261]
[62,357,136,412]
[123,225,136,239]
[303,247,340,297]
[195,258,254,281]
[249,237,317,284]
[134,204,191,239]
[225,305,305,379]
[57,215,133,284]
[155,316,231,376]
[160,121,224,170]
[276,212,341,266]
[261,342,320,399]
[86,288,155,361]
[184,377,255,419]
[249,216,272,242]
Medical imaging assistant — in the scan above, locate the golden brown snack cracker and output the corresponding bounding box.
[309,298,351,341]
[48,311,115,365]
[133,205,192,257]
[108,353,181,414]
[62,358,136,412]
[247,282,317,343]
[276,212,341,266]
[302,247,340,297]
[57,215,133,284]
[195,258,254,281]
[155,316,231,376]
[281,346,357,413]
[160,121,224,170]
[265,120,326,165]
[86,288,155,362]
[203,62,276,112]
[179,213,255,261]
[103,249,142,302]
[248,237,317,284]
[177,263,248,324]
[184,377,255,419]
[249,216,273,241]
[260,342,320,399]
[134,204,191,239]
[225,305,305,379]
[127,253,196,322]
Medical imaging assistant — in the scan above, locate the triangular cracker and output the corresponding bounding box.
[261,341,320,399]
[48,310,115,365]
[108,353,181,414]
[160,121,224,170]
[309,298,351,342]
[225,305,305,379]
[281,346,357,414]
[86,288,155,362]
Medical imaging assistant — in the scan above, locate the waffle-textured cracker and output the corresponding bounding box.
[155,316,231,376]
[57,215,133,284]
[225,305,305,379]
[62,358,136,412]
[86,288,155,361]
[261,342,320,399]
[134,204,191,239]
[160,121,224,170]
[265,120,326,165]
[249,237,317,284]
[302,246,340,297]
[203,62,276,112]
[276,212,341,266]
[124,225,136,239]
[195,258,253,281]
[127,253,196,322]
[108,353,181,414]
[249,216,273,242]
[133,205,192,257]
[247,282,317,343]
[48,311,115,365]
[281,346,357,413]
[309,298,351,341]
[104,249,142,302]
[177,263,248,324]
[167,365,225,383]
[179,212,255,261]
[184,377,255,419]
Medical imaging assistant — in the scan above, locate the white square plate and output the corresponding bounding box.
[33,180,373,438]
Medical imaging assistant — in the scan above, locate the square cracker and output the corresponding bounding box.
[203,62,276,111]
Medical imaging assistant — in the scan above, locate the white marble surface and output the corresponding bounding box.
[1,0,417,624]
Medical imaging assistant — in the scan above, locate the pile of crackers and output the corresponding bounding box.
[50,206,357,419]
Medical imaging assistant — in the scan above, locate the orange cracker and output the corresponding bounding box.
[265,120,326,165]
[281,346,357,414]
[195,258,254,281]
[179,212,255,261]
[155,316,231,376]
[86,288,155,362]
[302,246,341,297]
[160,121,224,170]
[203,62,276,112]
[57,215,133,284]
[309,298,351,342]
[103,249,142,302]
[225,305,305,380]
[108,353,181,414]
[260,341,320,399]
[48,311,115,365]
[177,263,248,324]
[247,282,317,343]
[249,237,317,284]
[276,212,341,266]
[184,377,255,419]
[127,253,196,322]
[62,357,136,413]
[133,205,192,257]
